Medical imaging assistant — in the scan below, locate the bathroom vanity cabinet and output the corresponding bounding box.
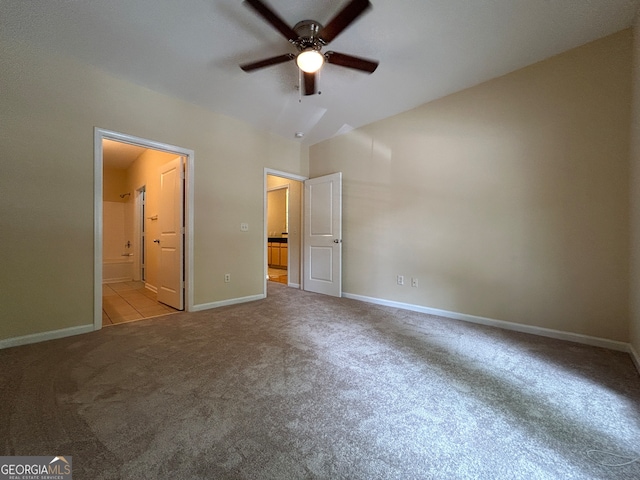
[268,238,288,268]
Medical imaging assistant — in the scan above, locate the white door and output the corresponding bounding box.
[157,156,184,309]
[304,172,342,297]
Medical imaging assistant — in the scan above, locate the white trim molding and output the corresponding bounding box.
[630,344,640,373]
[192,294,266,312]
[0,325,95,350]
[344,292,633,354]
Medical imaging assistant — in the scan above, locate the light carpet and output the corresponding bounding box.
[1,282,639,479]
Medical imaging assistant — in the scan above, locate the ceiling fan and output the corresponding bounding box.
[239,0,379,96]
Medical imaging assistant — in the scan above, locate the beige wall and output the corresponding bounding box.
[631,18,640,359]
[103,202,127,261]
[310,30,632,342]
[267,175,303,286]
[0,39,305,341]
[1,27,636,349]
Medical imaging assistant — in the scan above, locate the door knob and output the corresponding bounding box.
[153,239,160,244]
[333,239,342,243]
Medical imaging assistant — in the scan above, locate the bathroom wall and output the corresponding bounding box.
[267,188,287,237]
[103,167,129,261]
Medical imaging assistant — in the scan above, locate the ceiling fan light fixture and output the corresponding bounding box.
[296,49,324,73]
[240,0,379,95]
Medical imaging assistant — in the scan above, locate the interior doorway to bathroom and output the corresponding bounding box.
[265,170,305,293]
[102,141,182,324]
[264,169,343,298]
[267,185,289,284]
[95,128,194,330]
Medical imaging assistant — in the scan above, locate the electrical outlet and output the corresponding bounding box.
[240,223,249,231]
[397,275,404,286]
[224,273,231,283]
[411,277,418,288]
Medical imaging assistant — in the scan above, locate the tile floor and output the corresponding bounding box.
[102,281,179,325]
[268,267,288,285]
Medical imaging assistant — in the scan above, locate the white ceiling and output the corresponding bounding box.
[2,1,638,146]
[102,139,148,170]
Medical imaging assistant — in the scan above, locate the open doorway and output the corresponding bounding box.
[94,128,194,330]
[264,169,343,298]
[102,141,180,324]
[265,170,305,293]
[267,185,289,284]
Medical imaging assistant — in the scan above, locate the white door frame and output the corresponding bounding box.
[94,128,195,330]
[134,186,146,282]
[267,184,290,278]
[264,168,307,296]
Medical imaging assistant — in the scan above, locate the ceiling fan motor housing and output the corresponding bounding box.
[293,20,324,51]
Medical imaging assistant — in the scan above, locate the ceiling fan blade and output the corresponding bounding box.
[325,51,378,73]
[303,72,317,96]
[243,0,299,42]
[240,53,295,72]
[319,0,371,44]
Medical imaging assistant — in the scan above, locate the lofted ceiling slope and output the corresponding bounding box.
[1,0,638,145]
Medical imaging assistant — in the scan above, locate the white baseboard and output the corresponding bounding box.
[145,283,158,293]
[192,294,265,312]
[0,324,95,350]
[288,283,301,289]
[343,292,631,354]
[4,292,636,376]
[103,277,132,284]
